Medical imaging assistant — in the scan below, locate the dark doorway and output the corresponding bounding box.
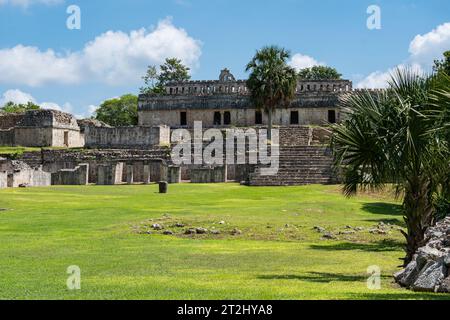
[255,111,263,125]
[224,111,231,125]
[290,111,299,125]
[213,112,222,125]
[180,112,187,126]
[328,110,336,124]
[63,131,69,147]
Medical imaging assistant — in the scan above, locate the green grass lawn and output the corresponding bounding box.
[0,183,448,300]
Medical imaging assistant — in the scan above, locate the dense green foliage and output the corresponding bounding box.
[1,183,448,300]
[140,58,191,94]
[0,101,40,113]
[246,46,298,139]
[332,69,450,264]
[433,50,450,76]
[298,66,342,80]
[94,94,138,126]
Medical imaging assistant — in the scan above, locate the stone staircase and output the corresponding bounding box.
[247,145,337,186]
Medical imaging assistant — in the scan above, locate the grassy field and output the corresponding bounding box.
[0,183,448,300]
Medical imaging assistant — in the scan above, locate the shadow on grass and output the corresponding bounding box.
[257,272,390,283]
[310,239,404,252]
[362,202,403,216]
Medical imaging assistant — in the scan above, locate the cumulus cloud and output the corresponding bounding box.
[0,89,79,115]
[289,53,324,71]
[408,22,450,69]
[0,89,36,105]
[0,18,202,87]
[357,22,450,88]
[0,0,62,8]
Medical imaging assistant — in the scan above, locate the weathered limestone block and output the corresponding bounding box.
[126,165,134,184]
[167,166,181,184]
[8,167,51,187]
[51,164,89,185]
[395,217,450,293]
[0,171,7,188]
[143,165,151,184]
[97,163,123,185]
[159,181,168,193]
[190,166,227,183]
[412,260,446,292]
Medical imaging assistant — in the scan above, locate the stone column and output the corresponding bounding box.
[167,166,181,184]
[143,165,151,184]
[126,164,134,185]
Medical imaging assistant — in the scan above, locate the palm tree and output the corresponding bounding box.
[332,69,449,265]
[245,46,298,140]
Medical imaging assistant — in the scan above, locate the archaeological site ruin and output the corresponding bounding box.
[0,69,357,189]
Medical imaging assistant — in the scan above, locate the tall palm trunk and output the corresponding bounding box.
[402,176,435,266]
[267,108,273,141]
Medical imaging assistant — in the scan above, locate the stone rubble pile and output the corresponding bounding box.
[395,217,450,293]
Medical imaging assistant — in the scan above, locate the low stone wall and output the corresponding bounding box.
[190,166,227,183]
[0,129,14,146]
[8,168,51,188]
[84,126,170,149]
[395,217,450,293]
[51,164,89,185]
[97,163,123,185]
[0,171,7,188]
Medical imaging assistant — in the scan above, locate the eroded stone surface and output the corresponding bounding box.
[395,217,450,293]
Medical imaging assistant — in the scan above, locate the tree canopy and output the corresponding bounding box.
[140,58,191,94]
[433,50,450,76]
[93,94,138,127]
[298,66,342,80]
[332,69,450,265]
[0,101,40,113]
[246,45,298,139]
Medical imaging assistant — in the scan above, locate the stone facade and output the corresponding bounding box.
[83,125,170,149]
[0,171,7,188]
[138,69,352,128]
[0,110,84,148]
[51,164,89,185]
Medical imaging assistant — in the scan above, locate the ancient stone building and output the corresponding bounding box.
[138,69,352,128]
[0,109,84,148]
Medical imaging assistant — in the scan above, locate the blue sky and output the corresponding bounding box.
[0,0,449,117]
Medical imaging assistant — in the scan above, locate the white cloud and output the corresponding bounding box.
[357,22,450,88]
[0,89,76,114]
[0,0,62,8]
[0,89,36,105]
[289,53,324,71]
[408,22,450,69]
[0,18,202,87]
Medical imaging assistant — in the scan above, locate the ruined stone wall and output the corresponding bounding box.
[0,129,15,146]
[84,126,170,149]
[51,164,89,185]
[7,167,51,187]
[0,113,24,130]
[190,166,227,183]
[52,128,85,148]
[14,127,54,147]
[0,171,7,188]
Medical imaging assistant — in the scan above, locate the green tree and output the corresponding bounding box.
[332,69,450,265]
[245,46,298,140]
[140,58,191,94]
[298,66,342,80]
[433,51,450,75]
[1,101,40,113]
[94,94,138,126]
